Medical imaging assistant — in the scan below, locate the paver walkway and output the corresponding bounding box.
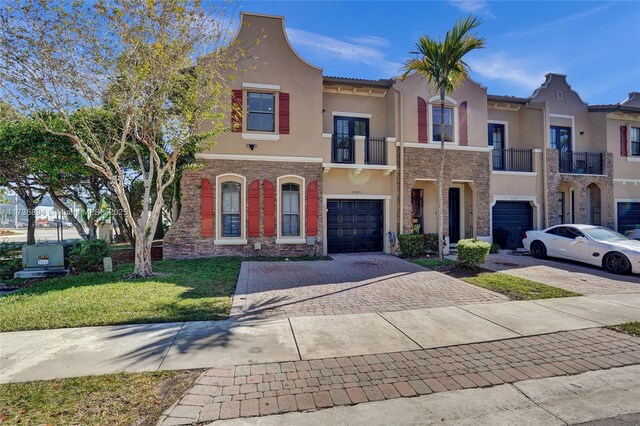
[483,252,640,294]
[158,328,640,424]
[234,254,506,319]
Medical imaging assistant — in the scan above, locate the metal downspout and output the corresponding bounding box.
[394,85,404,234]
[542,101,549,228]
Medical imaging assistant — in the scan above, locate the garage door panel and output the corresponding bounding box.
[618,202,640,234]
[327,199,384,253]
[492,201,533,250]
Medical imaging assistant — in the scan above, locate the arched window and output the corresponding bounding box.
[281,183,300,236]
[221,181,241,237]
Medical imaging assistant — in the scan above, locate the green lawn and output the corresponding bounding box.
[462,272,582,300]
[0,370,199,425]
[611,322,640,337]
[0,257,242,332]
[410,258,455,269]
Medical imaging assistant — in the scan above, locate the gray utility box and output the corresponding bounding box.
[14,240,75,279]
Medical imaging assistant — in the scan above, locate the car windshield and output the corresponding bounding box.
[582,227,632,242]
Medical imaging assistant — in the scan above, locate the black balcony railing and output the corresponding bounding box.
[365,137,387,165]
[559,151,604,175]
[332,135,354,163]
[492,148,533,172]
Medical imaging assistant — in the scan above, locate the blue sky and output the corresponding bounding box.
[238,1,640,104]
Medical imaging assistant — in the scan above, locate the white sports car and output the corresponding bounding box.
[522,224,640,274]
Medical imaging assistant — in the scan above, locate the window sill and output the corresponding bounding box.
[214,239,248,246]
[627,156,640,162]
[275,238,306,245]
[242,133,280,141]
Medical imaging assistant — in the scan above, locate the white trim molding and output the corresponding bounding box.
[322,133,333,138]
[242,82,281,91]
[321,194,392,255]
[627,157,640,163]
[322,163,397,176]
[487,120,509,149]
[549,113,576,152]
[331,111,373,119]
[490,195,542,241]
[276,175,306,245]
[215,173,247,245]
[242,133,280,141]
[398,142,492,152]
[615,178,640,185]
[492,171,538,177]
[196,153,324,163]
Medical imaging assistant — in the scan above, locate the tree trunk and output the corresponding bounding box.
[25,198,36,245]
[438,92,446,264]
[132,232,153,276]
[49,191,91,240]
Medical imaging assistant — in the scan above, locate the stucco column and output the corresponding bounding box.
[354,136,365,164]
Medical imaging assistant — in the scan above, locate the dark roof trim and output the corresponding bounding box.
[487,94,530,104]
[588,104,640,113]
[323,76,393,89]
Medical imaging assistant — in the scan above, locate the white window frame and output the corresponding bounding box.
[428,95,459,145]
[487,120,509,149]
[215,174,247,245]
[276,175,306,244]
[630,126,640,157]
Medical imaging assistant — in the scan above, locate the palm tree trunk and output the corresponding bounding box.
[438,91,446,264]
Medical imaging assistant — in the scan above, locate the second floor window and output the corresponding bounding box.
[247,92,275,132]
[281,183,300,236]
[432,106,453,142]
[221,182,241,237]
[632,127,640,156]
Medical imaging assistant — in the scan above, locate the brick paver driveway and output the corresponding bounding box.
[233,253,507,319]
[483,253,640,295]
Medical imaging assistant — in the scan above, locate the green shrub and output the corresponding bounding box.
[0,242,23,280]
[456,239,491,268]
[490,243,501,254]
[69,239,111,273]
[398,234,424,258]
[423,233,446,255]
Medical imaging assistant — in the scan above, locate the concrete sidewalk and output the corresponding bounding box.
[207,365,640,425]
[2,293,640,383]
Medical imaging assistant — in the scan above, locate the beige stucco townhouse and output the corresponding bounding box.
[164,12,640,258]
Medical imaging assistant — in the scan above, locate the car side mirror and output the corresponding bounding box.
[575,236,586,243]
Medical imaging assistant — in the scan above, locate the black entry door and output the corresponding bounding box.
[492,201,533,249]
[448,188,461,244]
[327,199,383,253]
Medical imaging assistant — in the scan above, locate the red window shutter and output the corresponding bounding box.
[263,180,275,237]
[306,180,318,237]
[459,101,468,146]
[201,178,214,238]
[620,125,628,157]
[418,96,428,143]
[231,89,242,132]
[279,92,290,135]
[248,180,260,237]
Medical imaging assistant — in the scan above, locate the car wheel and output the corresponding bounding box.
[603,252,631,274]
[530,241,547,259]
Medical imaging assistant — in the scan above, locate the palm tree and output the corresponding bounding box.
[402,16,485,264]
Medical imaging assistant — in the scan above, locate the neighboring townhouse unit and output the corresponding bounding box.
[164,12,640,258]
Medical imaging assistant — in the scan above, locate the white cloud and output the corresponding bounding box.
[347,35,391,47]
[467,51,562,92]
[503,2,614,38]
[286,28,401,76]
[448,0,494,18]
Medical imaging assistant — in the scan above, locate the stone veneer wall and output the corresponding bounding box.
[545,149,615,228]
[164,159,323,259]
[398,147,492,237]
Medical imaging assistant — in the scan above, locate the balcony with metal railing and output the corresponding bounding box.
[324,134,396,175]
[492,148,534,172]
[558,151,604,175]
